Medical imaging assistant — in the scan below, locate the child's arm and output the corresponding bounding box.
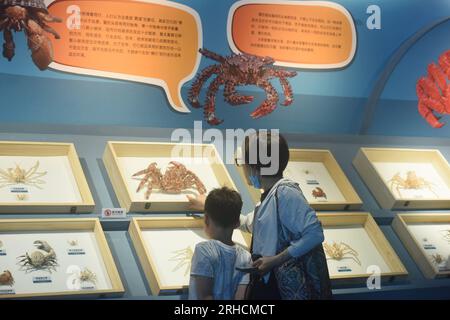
[234,284,248,300]
[191,275,214,300]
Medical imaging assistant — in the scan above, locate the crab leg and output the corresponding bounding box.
[223,82,254,105]
[2,28,15,61]
[251,80,279,119]
[199,48,226,63]
[188,65,219,108]
[268,69,297,106]
[204,76,225,125]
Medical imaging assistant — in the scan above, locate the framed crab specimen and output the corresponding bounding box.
[103,141,236,212]
[393,213,450,279]
[236,148,362,210]
[0,141,94,213]
[318,212,407,283]
[0,218,123,299]
[353,148,450,209]
[129,216,251,295]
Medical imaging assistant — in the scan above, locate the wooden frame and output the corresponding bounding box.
[353,147,450,209]
[0,141,94,213]
[317,212,407,283]
[0,218,124,299]
[237,148,362,210]
[129,216,251,295]
[392,213,450,279]
[103,141,236,212]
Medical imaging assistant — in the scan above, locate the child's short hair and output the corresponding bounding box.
[205,187,242,228]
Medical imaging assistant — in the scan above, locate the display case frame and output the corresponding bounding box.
[0,141,95,213]
[353,147,450,209]
[317,212,407,283]
[129,216,251,295]
[236,148,362,210]
[103,141,236,212]
[0,218,124,299]
[392,213,450,279]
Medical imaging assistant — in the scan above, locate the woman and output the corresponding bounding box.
[188,132,332,299]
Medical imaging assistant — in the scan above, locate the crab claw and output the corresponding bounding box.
[33,240,52,253]
[206,114,223,125]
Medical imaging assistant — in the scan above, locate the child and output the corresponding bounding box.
[189,187,252,300]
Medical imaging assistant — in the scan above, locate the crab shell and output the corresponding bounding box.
[28,251,47,267]
[0,0,48,12]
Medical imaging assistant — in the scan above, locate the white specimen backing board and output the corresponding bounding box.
[323,226,391,276]
[117,157,222,201]
[373,162,450,199]
[141,228,248,288]
[406,223,450,272]
[285,161,346,203]
[0,156,82,203]
[0,231,112,295]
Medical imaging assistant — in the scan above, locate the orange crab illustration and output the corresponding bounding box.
[416,50,450,128]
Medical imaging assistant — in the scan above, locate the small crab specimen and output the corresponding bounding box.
[189,48,298,125]
[416,50,450,128]
[430,253,445,266]
[312,187,327,200]
[78,268,97,285]
[17,240,58,273]
[323,241,361,265]
[0,161,47,189]
[16,193,27,201]
[388,171,437,198]
[0,270,14,286]
[67,240,78,246]
[132,161,206,199]
[169,246,193,276]
[0,0,62,70]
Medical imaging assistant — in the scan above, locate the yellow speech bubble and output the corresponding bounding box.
[228,0,356,69]
[47,0,202,112]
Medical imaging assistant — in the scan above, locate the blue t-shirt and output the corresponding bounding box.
[189,239,252,300]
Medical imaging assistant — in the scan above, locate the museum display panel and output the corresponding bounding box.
[0,141,95,213]
[237,148,362,210]
[353,148,450,210]
[103,141,236,212]
[318,212,407,282]
[393,213,450,279]
[0,218,124,298]
[129,216,251,295]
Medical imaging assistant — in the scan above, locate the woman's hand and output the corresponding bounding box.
[186,193,206,212]
[252,250,292,275]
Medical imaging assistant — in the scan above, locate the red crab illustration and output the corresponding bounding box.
[312,187,327,200]
[132,161,207,199]
[0,0,62,70]
[416,49,450,128]
[188,48,297,125]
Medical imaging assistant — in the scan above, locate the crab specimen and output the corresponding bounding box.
[0,270,14,286]
[132,161,207,199]
[0,161,47,189]
[67,240,78,246]
[312,187,327,200]
[323,241,361,265]
[169,246,193,276]
[416,50,450,128]
[442,229,450,243]
[16,193,27,200]
[0,0,62,70]
[17,240,58,273]
[388,171,437,198]
[188,48,298,125]
[430,253,445,266]
[78,268,97,285]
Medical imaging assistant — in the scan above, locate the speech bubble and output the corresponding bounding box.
[228,0,356,69]
[46,0,202,112]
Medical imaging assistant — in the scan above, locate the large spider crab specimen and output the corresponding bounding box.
[387,171,437,198]
[0,160,47,189]
[188,48,298,125]
[416,50,450,128]
[132,161,207,199]
[323,241,361,266]
[17,240,58,273]
[0,0,62,70]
